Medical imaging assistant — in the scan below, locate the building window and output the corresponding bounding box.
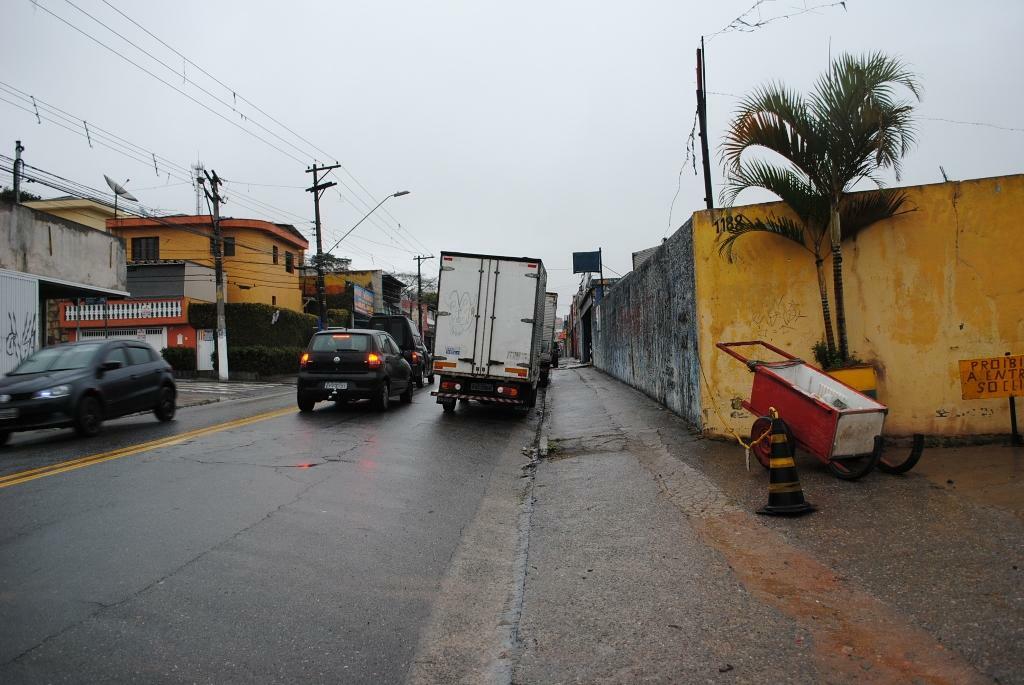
[285,251,294,273]
[131,237,159,261]
[273,245,279,264]
[209,237,236,257]
[272,295,277,306]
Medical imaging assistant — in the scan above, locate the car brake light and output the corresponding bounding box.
[367,353,382,369]
[412,351,420,362]
[300,352,310,368]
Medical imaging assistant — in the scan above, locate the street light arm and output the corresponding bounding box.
[325,190,410,255]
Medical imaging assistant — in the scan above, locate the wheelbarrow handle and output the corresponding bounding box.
[716,340,800,367]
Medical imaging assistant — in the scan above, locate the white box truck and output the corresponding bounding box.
[539,292,558,386]
[430,251,547,412]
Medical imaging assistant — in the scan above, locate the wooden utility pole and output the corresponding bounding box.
[696,38,714,210]
[305,163,340,329]
[413,255,434,336]
[202,170,229,380]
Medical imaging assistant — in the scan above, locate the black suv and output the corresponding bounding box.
[297,329,413,412]
[368,315,432,386]
[0,340,176,444]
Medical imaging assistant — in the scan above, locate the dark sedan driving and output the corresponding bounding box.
[0,340,177,445]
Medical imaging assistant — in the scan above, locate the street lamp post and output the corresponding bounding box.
[324,190,410,256]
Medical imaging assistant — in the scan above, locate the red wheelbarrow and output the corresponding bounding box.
[717,340,923,480]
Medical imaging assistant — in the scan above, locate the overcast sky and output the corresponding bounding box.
[3,0,1022,314]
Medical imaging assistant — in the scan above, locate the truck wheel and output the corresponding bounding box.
[441,399,456,413]
[0,430,10,447]
[526,386,537,408]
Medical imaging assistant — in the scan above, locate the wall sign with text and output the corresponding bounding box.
[959,355,1024,399]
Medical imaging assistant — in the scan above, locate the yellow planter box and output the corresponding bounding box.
[827,364,878,399]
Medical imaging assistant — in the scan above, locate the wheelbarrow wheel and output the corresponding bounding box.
[749,417,781,470]
[827,436,882,480]
[877,434,925,475]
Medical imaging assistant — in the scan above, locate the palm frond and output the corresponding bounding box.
[717,213,812,262]
[840,188,913,240]
[719,83,823,182]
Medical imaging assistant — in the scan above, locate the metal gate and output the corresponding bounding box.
[79,327,168,351]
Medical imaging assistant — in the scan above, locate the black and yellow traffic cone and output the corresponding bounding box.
[757,413,815,516]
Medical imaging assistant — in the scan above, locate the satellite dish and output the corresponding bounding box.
[104,174,138,201]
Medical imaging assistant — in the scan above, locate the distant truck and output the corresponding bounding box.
[539,292,558,386]
[430,251,547,413]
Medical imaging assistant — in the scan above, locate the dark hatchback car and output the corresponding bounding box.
[297,329,413,412]
[0,340,177,445]
[368,315,433,386]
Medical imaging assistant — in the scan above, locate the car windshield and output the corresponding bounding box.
[311,333,370,352]
[9,344,101,374]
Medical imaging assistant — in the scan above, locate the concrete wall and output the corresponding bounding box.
[0,203,126,291]
[693,175,1024,438]
[593,219,701,425]
[126,262,216,301]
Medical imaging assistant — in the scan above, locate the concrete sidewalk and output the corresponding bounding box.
[513,365,1022,684]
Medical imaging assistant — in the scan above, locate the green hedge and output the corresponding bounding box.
[189,303,318,348]
[212,346,305,375]
[160,346,196,371]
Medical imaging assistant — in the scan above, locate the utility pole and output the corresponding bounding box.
[696,38,714,210]
[13,140,24,202]
[202,170,229,381]
[305,162,340,330]
[413,255,434,337]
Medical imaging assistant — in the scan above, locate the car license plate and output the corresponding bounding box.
[470,382,492,392]
[324,382,348,390]
[0,408,17,420]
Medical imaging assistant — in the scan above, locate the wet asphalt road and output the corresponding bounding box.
[0,384,535,683]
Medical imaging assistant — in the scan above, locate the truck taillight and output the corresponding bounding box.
[300,352,310,368]
[496,386,519,397]
[441,380,461,391]
[367,353,382,369]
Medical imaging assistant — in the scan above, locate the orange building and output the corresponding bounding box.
[108,215,308,311]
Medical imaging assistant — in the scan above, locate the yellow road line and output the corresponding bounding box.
[0,406,296,490]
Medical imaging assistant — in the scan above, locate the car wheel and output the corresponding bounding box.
[400,380,413,404]
[372,382,390,411]
[297,393,316,413]
[441,399,456,413]
[0,430,9,447]
[73,395,104,437]
[154,385,176,422]
[415,368,424,389]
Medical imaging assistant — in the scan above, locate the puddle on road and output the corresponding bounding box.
[912,445,1024,519]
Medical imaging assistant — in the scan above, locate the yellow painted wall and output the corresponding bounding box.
[694,175,1024,438]
[112,223,306,312]
[24,199,115,231]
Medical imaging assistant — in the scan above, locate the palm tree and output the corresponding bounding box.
[720,53,921,361]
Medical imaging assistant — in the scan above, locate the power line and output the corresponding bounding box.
[34,0,308,165]
[919,116,1024,134]
[77,0,430,253]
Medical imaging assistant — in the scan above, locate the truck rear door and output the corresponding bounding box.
[436,254,540,379]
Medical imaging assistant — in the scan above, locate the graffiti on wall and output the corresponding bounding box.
[447,291,475,335]
[5,310,38,366]
[750,298,806,337]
